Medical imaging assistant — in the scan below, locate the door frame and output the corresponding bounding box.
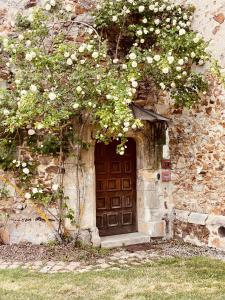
[63,127,164,245]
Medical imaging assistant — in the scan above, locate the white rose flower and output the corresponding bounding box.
[122,64,127,69]
[15,79,21,85]
[112,16,118,22]
[25,40,31,47]
[220,68,225,76]
[76,86,82,93]
[3,39,8,49]
[179,29,186,36]
[92,51,99,59]
[138,6,145,13]
[191,52,196,58]
[21,90,27,96]
[71,53,77,60]
[23,168,30,175]
[22,162,27,167]
[32,187,38,194]
[66,58,73,65]
[136,30,143,36]
[162,67,169,74]
[87,45,93,51]
[113,58,119,64]
[159,82,166,90]
[142,18,147,24]
[30,85,37,93]
[193,37,199,43]
[27,14,33,22]
[25,192,31,199]
[3,109,9,116]
[64,52,70,58]
[36,123,43,130]
[146,56,153,64]
[131,81,138,88]
[176,66,182,71]
[50,0,56,6]
[52,184,59,191]
[129,53,136,60]
[73,103,79,109]
[25,53,32,61]
[155,29,160,35]
[171,82,176,88]
[167,56,174,64]
[48,92,56,101]
[18,34,24,41]
[178,59,184,65]
[131,61,138,68]
[78,45,85,53]
[131,124,137,130]
[28,129,35,136]
[65,4,72,12]
[45,3,52,11]
[154,55,161,62]
[25,51,36,61]
[154,19,160,25]
[13,160,16,164]
[149,5,154,10]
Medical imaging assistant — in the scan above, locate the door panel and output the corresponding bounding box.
[95,138,137,236]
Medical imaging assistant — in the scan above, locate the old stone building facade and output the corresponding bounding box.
[0,0,225,250]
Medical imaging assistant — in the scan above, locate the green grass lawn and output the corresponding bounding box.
[1,257,225,300]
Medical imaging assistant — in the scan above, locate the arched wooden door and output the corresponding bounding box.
[95,138,137,236]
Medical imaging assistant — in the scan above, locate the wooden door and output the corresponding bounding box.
[95,138,137,236]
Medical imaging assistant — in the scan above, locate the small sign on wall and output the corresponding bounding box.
[161,159,172,170]
[162,169,171,182]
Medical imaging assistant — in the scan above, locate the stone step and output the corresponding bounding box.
[101,232,150,248]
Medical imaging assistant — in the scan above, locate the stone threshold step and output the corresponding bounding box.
[101,232,150,248]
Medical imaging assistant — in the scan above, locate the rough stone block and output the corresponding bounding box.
[188,212,208,225]
[0,221,56,245]
[174,209,190,223]
[90,227,101,247]
[206,215,225,226]
[149,221,166,238]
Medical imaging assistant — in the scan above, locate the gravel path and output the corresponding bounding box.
[0,240,224,273]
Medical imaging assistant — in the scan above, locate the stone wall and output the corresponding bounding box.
[0,150,60,245]
[0,0,225,250]
[168,0,225,250]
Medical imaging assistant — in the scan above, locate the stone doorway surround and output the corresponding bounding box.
[63,123,171,247]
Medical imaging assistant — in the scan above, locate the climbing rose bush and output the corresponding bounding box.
[0,0,209,200]
[94,0,209,107]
